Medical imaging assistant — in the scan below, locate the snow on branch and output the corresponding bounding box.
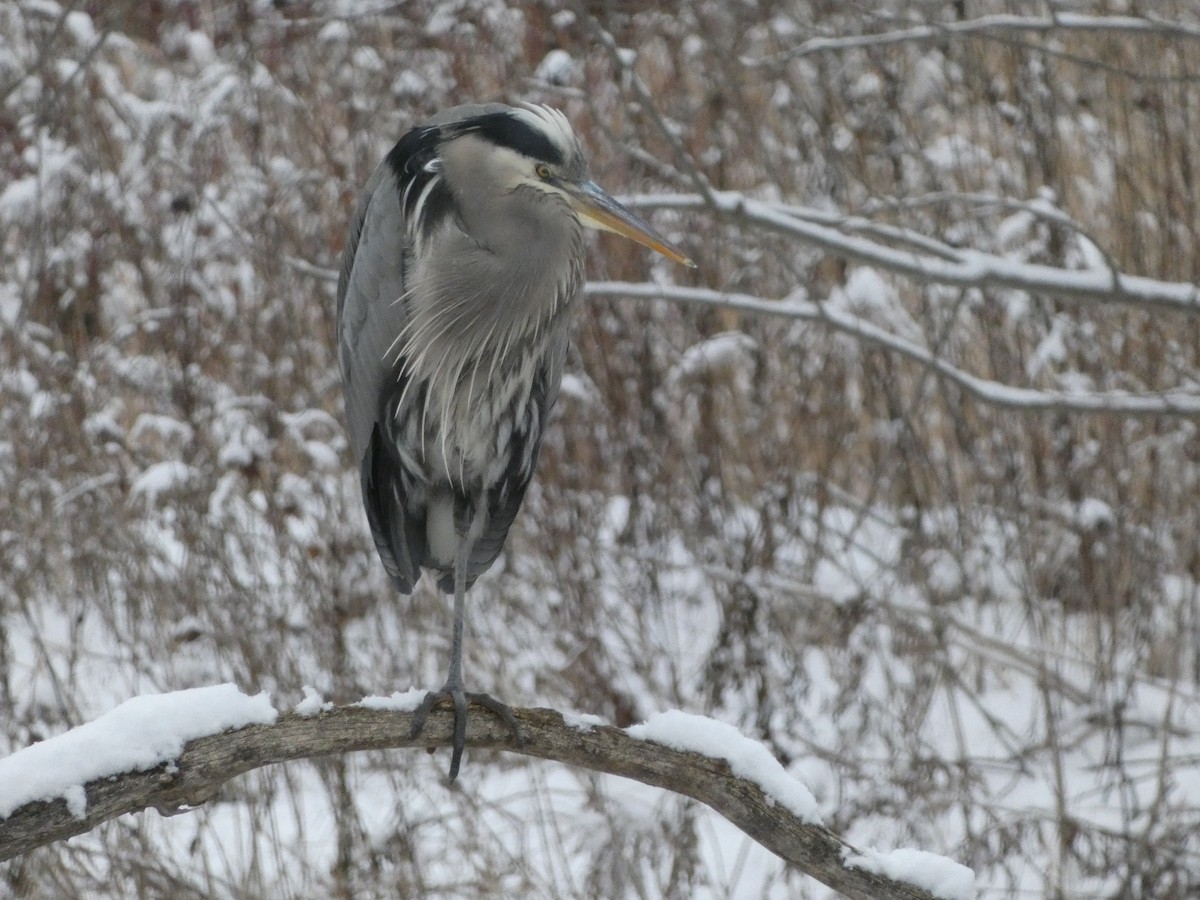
[748,13,1200,65]
[629,192,1200,316]
[0,686,276,820]
[586,282,1200,418]
[0,686,972,900]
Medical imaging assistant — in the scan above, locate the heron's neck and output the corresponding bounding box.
[403,212,582,383]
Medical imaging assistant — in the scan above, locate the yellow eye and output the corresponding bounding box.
[535,163,551,180]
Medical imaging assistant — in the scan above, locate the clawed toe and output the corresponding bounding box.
[407,688,521,780]
[465,692,521,743]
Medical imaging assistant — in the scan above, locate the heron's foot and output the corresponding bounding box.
[408,688,521,780]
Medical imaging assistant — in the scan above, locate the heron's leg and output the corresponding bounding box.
[407,549,471,777]
[442,545,471,777]
[408,507,519,781]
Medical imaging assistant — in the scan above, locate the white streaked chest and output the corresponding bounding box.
[393,343,542,487]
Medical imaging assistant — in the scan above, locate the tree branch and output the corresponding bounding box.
[747,13,1200,66]
[626,192,1200,316]
[586,282,1200,418]
[1,702,954,900]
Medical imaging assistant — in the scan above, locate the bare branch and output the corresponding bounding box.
[0,703,950,900]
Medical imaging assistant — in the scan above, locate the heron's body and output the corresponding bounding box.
[336,103,691,778]
[338,104,583,593]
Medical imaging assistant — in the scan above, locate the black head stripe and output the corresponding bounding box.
[386,124,440,180]
[386,124,452,240]
[461,112,565,166]
[385,109,566,231]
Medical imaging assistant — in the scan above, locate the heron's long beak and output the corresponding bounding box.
[568,181,696,268]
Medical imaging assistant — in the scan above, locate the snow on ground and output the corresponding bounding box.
[0,685,276,819]
[5,490,1198,895]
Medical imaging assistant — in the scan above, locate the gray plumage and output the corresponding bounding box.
[336,102,692,779]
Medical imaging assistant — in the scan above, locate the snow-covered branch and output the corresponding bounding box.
[586,282,1200,418]
[0,687,971,900]
[628,192,1200,315]
[749,13,1200,65]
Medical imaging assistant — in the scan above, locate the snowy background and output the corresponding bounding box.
[3,1,1200,897]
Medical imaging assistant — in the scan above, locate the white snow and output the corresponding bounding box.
[669,332,758,382]
[130,413,195,446]
[131,460,194,500]
[350,46,384,73]
[555,371,603,405]
[64,10,96,45]
[0,685,277,819]
[844,846,977,900]
[848,70,883,101]
[925,133,995,173]
[356,688,428,712]
[183,30,216,67]
[535,49,578,85]
[293,686,329,717]
[563,711,608,733]
[626,710,821,823]
[1076,497,1115,531]
[834,267,923,342]
[1028,316,1068,375]
[1076,234,1108,271]
[317,20,351,43]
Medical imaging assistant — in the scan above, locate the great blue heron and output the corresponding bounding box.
[336,102,693,779]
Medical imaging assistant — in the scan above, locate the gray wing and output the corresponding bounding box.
[337,159,423,592]
[337,163,409,464]
[338,111,485,459]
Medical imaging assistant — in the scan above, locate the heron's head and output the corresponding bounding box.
[440,103,694,268]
